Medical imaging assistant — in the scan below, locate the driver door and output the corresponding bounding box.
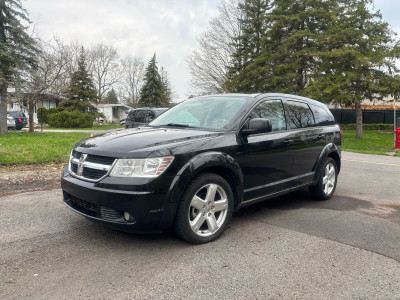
[240,99,294,202]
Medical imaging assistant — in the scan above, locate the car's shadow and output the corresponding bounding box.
[234,188,373,218]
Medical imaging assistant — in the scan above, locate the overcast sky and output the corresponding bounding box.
[24,0,400,102]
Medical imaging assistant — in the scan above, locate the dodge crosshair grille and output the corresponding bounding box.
[69,150,115,182]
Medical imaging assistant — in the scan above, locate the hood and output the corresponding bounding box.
[74,127,222,158]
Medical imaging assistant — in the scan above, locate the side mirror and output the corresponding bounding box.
[242,118,272,136]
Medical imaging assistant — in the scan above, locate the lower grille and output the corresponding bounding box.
[101,207,123,221]
[69,194,98,217]
[65,193,126,222]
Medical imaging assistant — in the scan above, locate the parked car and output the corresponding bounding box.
[61,93,341,244]
[124,107,168,129]
[7,114,16,130]
[119,118,126,126]
[7,111,27,130]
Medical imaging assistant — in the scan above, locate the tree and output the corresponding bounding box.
[58,47,98,116]
[160,66,175,104]
[119,56,145,108]
[0,0,38,134]
[187,0,243,95]
[103,88,118,104]
[88,43,120,103]
[23,38,67,132]
[224,0,400,138]
[224,0,271,92]
[139,54,168,107]
[304,0,400,138]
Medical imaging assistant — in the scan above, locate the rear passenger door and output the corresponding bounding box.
[283,98,324,185]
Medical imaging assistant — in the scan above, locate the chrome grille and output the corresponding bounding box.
[69,150,115,182]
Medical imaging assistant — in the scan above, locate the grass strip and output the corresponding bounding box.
[0,131,90,165]
[342,130,399,156]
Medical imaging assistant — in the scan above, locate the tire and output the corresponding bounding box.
[309,157,338,200]
[174,173,234,244]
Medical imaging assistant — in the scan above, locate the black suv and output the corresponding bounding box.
[62,93,341,244]
[7,111,27,130]
[124,107,167,129]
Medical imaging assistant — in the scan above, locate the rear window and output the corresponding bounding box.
[8,111,25,117]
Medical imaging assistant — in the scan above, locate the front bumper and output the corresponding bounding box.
[61,166,175,232]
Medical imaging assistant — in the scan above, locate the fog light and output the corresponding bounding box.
[124,212,131,221]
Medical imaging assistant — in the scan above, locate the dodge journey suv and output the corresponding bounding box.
[62,93,341,244]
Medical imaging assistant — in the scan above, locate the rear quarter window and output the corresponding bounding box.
[311,105,336,126]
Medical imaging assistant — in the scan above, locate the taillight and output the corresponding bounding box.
[340,130,342,138]
[18,117,22,122]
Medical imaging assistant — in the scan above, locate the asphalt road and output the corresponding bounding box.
[1,151,400,299]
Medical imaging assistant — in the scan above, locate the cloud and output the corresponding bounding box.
[25,0,219,101]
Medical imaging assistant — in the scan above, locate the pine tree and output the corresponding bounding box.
[104,88,119,104]
[0,0,38,134]
[225,0,271,92]
[160,67,173,105]
[304,0,400,138]
[58,47,98,114]
[139,54,168,107]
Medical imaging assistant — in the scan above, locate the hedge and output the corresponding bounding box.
[37,107,59,124]
[339,123,395,130]
[47,110,94,128]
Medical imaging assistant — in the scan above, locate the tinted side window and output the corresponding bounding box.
[311,105,335,126]
[135,110,146,123]
[249,99,287,131]
[145,111,155,123]
[127,110,136,120]
[286,101,315,129]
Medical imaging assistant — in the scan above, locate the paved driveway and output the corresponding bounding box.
[1,151,400,299]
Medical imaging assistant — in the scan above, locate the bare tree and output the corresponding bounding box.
[186,0,243,96]
[88,43,120,103]
[119,56,145,108]
[22,38,68,131]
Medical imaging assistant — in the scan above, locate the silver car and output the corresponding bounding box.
[7,113,16,130]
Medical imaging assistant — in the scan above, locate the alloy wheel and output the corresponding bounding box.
[188,183,229,237]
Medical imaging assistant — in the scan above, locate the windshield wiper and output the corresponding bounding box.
[163,123,190,127]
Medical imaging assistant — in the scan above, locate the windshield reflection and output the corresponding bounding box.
[150,96,248,130]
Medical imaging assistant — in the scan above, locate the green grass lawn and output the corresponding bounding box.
[0,129,398,166]
[0,131,90,165]
[41,124,124,130]
[342,130,399,156]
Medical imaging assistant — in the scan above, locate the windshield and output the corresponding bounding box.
[150,96,248,130]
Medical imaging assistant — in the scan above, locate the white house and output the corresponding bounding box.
[94,103,132,123]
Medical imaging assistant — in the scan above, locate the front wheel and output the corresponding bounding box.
[309,157,338,200]
[174,173,234,244]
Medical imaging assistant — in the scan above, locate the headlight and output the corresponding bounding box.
[109,157,174,177]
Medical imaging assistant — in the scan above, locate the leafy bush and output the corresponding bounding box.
[339,123,394,130]
[48,110,94,128]
[37,107,48,124]
[37,107,60,124]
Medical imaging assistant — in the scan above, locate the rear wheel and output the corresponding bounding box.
[309,157,337,200]
[174,173,234,244]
